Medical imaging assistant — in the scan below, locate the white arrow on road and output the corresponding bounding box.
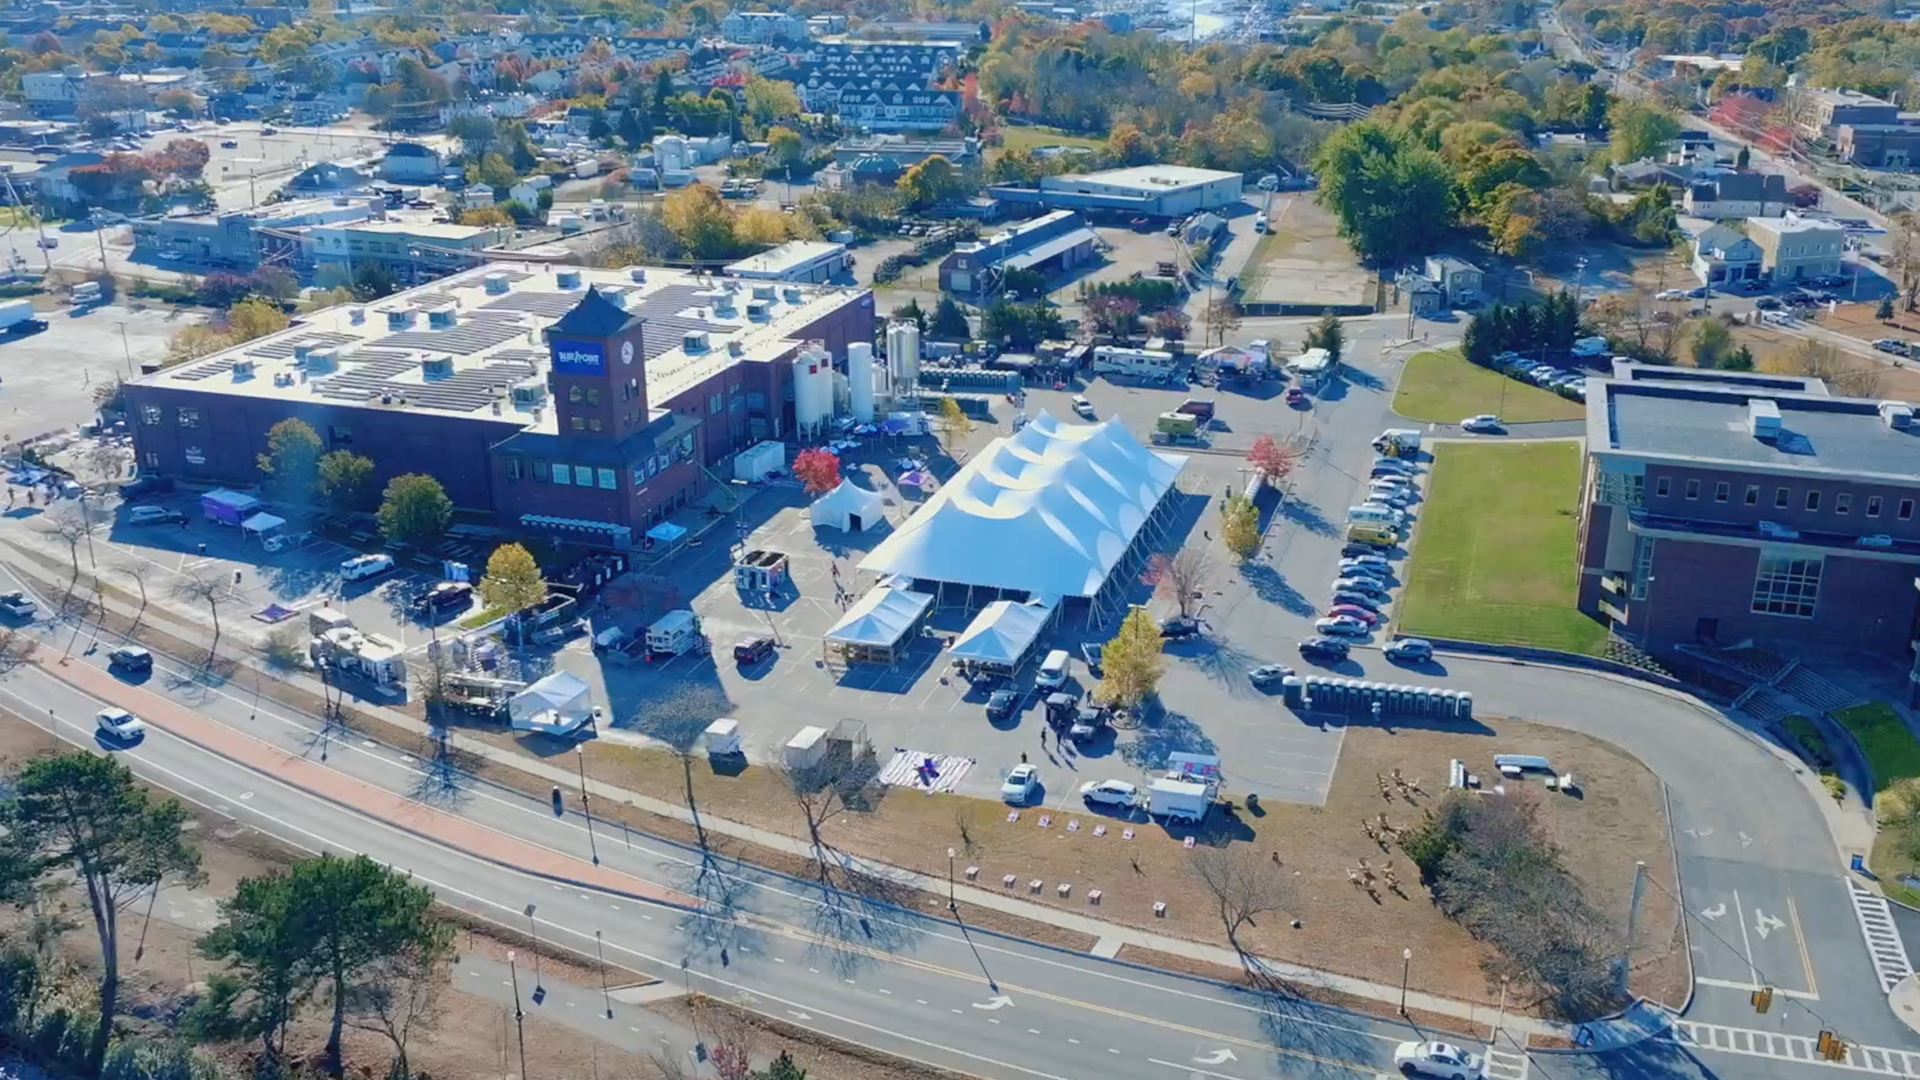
[1754,909,1786,940]
[1699,902,1727,921]
[787,1010,811,1021]
[971,996,1014,1011]
[1194,1049,1239,1065]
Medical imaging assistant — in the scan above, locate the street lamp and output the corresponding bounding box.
[576,745,600,866]
[1492,975,1510,1044]
[1399,948,1412,1016]
[946,847,957,914]
[524,903,543,994]
[507,950,530,1080]
[596,929,613,1019]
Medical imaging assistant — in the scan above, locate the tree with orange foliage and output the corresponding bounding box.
[1247,435,1300,486]
[792,447,841,495]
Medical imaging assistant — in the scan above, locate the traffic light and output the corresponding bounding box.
[1750,987,1774,1014]
[1818,1032,1849,1062]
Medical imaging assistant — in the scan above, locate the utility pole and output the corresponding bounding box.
[507,950,530,1080]
[114,320,133,375]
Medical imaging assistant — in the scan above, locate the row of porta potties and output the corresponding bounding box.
[1281,675,1472,719]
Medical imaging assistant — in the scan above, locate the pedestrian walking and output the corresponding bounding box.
[1020,751,1027,764]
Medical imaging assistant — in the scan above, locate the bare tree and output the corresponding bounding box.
[688,994,763,1080]
[0,627,40,675]
[256,625,307,671]
[116,561,153,627]
[170,567,229,657]
[1190,844,1295,981]
[779,737,883,890]
[411,643,456,711]
[630,682,732,854]
[1144,548,1212,619]
[346,944,446,1080]
[83,444,127,483]
[1204,296,1243,348]
[40,503,96,592]
[1780,338,1886,398]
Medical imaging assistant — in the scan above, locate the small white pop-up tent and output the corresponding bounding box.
[509,671,597,737]
[240,511,287,543]
[811,480,886,532]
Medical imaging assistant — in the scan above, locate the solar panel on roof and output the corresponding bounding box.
[368,319,525,356]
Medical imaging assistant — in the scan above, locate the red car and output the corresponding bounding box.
[1285,387,1309,406]
[1327,604,1380,625]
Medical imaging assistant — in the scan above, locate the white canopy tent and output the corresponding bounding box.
[948,598,1057,671]
[811,480,886,532]
[823,584,933,664]
[508,671,597,737]
[859,412,1187,611]
[240,512,287,541]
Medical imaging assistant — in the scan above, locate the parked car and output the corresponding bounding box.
[1159,615,1202,639]
[1394,1042,1484,1080]
[340,553,396,581]
[1333,576,1392,599]
[1341,554,1392,574]
[1368,487,1414,508]
[1327,605,1380,625]
[126,505,186,526]
[109,645,152,672]
[96,707,146,741]
[1072,395,1096,418]
[1754,296,1783,311]
[1315,614,1371,637]
[262,530,311,553]
[1461,415,1503,433]
[1079,779,1139,808]
[219,139,239,148]
[1655,289,1687,301]
[1001,763,1041,804]
[1298,636,1350,661]
[732,635,775,664]
[1285,387,1309,406]
[414,581,473,613]
[1332,590,1385,613]
[1385,638,1434,663]
[1248,663,1293,686]
[1876,339,1909,356]
[986,687,1019,719]
[1740,279,1768,292]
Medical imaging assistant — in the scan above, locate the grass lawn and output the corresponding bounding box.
[1392,349,1588,425]
[1398,441,1610,655]
[997,125,1106,154]
[1833,702,1920,791]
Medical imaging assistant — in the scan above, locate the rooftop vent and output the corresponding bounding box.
[628,268,647,284]
[483,272,510,295]
[1882,401,1914,430]
[556,269,583,290]
[713,294,736,316]
[427,306,457,330]
[385,308,415,331]
[746,300,769,320]
[293,343,316,361]
[783,286,804,304]
[512,381,549,405]
[752,284,776,301]
[305,348,338,373]
[232,359,256,380]
[348,307,365,325]
[422,354,455,378]
[1747,398,1781,439]
[727,340,744,357]
[684,330,710,353]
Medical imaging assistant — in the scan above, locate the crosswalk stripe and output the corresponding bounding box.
[1674,1020,1918,1076]
[1847,880,1915,993]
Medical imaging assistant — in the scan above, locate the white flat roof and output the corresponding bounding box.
[725,240,847,277]
[1060,164,1241,192]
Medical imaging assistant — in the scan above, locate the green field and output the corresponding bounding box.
[1833,702,1920,792]
[998,125,1106,154]
[1392,349,1588,425]
[1397,441,1609,655]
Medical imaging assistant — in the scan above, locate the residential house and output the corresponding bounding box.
[1682,171,1788,219]
[1690,223,1765,285]
[509,174,554,207]
[720,11,811,44]
[837,90,961,132]
[1423,255,1483,307]
[1746,215,1844,282]
[381,142,444,183]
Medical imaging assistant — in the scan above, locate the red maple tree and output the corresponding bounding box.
[1247,435,1301,484]
[792,447,842,495]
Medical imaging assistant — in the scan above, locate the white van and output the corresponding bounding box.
[1036,649,1071,689]
[1348,504,1406,528]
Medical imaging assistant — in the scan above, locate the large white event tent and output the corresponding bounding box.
[823,583,935,664]
[859,411,1187,618]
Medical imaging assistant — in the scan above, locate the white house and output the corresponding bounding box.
[1689,223,1764,285]
[508,174,553,206]
[721,11,811,43]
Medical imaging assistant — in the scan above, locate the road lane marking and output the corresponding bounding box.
[1732,889,1759,986]
[1693,976,1817,1000]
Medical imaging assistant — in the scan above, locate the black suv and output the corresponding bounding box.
[732,636,775,664]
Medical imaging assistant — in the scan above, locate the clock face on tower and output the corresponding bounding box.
[621,340,635,365]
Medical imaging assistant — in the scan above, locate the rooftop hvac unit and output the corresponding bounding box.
[512,382,549,405]
[752,284,776,301]
[556,269,583,289]
[727,340,743,356]
[385,308,415,330]
[483,272,510,295]
[628,268,647,283]
[232,359,256,379]
[348,307,365,325]
[684,330,710,352]
[427,306,457,330]
[1747,398,1781,438]
[293,343,316,361]
[747,300,769,320]
[305,348,338,373]
[1881,401,1914,430]
[422,354,454,378]
[783,286,803,304]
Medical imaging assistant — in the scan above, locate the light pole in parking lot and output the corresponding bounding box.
[576,745,600,865]
[946,847,957,913]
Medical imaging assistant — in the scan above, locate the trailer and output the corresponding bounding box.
[1093,346,1179,380]
[646,609,708,657]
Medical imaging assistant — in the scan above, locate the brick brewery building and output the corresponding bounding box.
[124,264,875,546]
[1579,362,1920,657]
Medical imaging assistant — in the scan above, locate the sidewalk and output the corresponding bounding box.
[12,549,1581,1040]
[44,655,692,911]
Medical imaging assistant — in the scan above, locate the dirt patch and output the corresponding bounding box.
[1732,321,1920,399]
[1242,197,1375,312]
[586,716,1685,1017]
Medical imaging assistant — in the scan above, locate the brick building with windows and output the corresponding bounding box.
[123,264,874,547]
[1578,362,1920,657]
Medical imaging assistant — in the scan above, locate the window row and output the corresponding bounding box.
[1653,476,1915,521]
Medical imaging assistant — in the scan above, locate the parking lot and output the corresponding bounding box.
[0,302,200,446]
